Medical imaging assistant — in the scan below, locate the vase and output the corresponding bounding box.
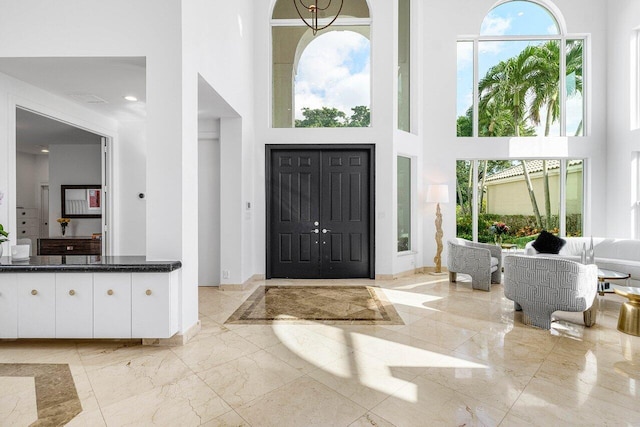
[494,235,502,246]
[0,244,3,258]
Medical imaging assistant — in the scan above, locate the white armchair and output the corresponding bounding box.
[503,255,598,329]
[447,238,502,291]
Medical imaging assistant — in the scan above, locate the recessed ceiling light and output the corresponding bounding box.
[124,95,138,102]
[41,149,49,153]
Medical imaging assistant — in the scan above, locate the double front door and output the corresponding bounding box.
[267,146,374,279]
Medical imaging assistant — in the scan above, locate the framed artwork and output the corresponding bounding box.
[87,189,101,211]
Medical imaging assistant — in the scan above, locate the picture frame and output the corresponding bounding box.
[61,185,102,218]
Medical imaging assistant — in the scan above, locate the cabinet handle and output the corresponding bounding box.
[31,289,38,295]
[22,221,26,225]
[146,289,152,296]
[21,212,25,215]
[66,246,74,251]
[107,289,114,296]
[22,230,26,234]
[69,290,75,296]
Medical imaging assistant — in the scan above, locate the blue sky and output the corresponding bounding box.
[294,30,370,120]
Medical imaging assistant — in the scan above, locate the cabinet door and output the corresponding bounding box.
[0,274,18,338]
[56,273,93,338]
[17,274,56,338]
[94,274,131,338]
[132,273,172,338]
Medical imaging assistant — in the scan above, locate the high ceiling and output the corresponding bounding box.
[0,57,146,154]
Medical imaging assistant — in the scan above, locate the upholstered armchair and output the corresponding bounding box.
[447,238,502,291]
[503,255,598,329]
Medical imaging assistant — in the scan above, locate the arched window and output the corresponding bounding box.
[457,0,585,137]
[271,0,371,128]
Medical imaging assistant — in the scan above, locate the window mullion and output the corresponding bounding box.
[472,160,479,241]
[473,39,479,138]
[559,159,567,236]
[560,37,567,137]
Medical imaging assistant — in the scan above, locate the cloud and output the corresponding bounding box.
[294,31,370,119]
[480,13,512,35]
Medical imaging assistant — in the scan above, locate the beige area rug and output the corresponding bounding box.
[225,286,405,325]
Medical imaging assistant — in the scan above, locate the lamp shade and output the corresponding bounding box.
[426,184,449,203]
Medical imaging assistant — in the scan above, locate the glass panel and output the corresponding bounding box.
[480,1,559,36]
[566,39,584,136]
[455,160,473,240]
[273,0,370,19]
[483,160,559,247]
[397,156,411,252]
[457,42,473,136]
[398,0,410,132]
[273,26,371,128]
[478,40,560,137]
[565,159,584,236]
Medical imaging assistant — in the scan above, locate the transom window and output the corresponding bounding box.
[457,0,586,138]
[271,0,371,128]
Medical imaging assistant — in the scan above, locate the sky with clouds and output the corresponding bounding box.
[457,1,583,136]
[294,30,370,120]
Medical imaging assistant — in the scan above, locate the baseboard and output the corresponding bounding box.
[142,319,201,347]
[376,267,439,280]
[220,274,264,291]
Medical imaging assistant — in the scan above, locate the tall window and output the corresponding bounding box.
[457,1,585,137]
[456,159,584,246]
[271,0,371,128]
[633,29,640,131]
[398,0,410,132]
[397,156,412,252]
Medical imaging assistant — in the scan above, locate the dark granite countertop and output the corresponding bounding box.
[0,256,181,273]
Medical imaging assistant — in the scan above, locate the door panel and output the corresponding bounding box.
[320,150,370,278]
[269,147,372,279]
[270,151,321,278]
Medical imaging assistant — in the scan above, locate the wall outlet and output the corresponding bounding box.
[222,270,230,279]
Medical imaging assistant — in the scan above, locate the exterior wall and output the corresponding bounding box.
[485,169,583,215]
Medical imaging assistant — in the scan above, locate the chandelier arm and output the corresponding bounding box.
[313,0,335,11]
[314,0,343,30]
[292,0,344,35]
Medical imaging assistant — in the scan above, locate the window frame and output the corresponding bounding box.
[396,155,413,253]
[269,11,373,128]
[459,158,586,242]
[457,1,589,138]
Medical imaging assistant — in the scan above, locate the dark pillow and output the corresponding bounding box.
[532,230,566,254]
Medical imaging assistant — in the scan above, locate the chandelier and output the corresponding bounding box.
[292,0,344,35]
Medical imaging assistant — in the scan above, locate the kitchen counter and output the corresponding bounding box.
[0,256,181,273]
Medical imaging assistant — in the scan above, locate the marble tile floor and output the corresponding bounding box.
[1,273,640,426]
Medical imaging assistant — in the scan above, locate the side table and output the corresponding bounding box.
[612,285,640,336]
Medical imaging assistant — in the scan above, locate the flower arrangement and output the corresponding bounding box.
[489,221,510,236]
[57,218,71,236]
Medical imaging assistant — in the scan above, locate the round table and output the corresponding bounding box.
[612,285,640,336]
[597,268,631,295]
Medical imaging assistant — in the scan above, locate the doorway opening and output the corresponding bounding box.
[15,107,110,255]
[266,144,375,279]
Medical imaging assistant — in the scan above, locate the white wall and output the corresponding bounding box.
[116,121,146,255]
[198,137,220,286]
[48,144,102,237]
[606,0,640,238]
[16,152,47,208]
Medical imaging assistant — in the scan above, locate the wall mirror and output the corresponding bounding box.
[61,185,102,218]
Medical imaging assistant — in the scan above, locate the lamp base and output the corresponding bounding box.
[428,271,448,276]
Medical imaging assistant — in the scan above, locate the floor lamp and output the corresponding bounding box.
[427,184,449,275]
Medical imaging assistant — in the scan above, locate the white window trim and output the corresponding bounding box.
[461,158,585,242]
[458,0,588,138]
[396,154,414,254]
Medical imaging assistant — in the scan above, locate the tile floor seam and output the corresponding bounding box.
[73,342,110,427]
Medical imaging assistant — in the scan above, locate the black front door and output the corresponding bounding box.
[267,146,374,279]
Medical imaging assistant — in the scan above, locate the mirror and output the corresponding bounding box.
[61,185,102,218]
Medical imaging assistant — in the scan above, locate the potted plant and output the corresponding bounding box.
[489,221,510,246]
[0,224,8,257]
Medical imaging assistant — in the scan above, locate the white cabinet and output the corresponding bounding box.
[56,274,93,338]
[0,274,18,338]
[132,273,177,338]
[94,273,132,338]
[16,208,39,255]
[17,273,55,338]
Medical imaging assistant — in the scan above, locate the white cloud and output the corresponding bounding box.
[294,31,370,119]
[457,42,473,70]
[480,13,512,36]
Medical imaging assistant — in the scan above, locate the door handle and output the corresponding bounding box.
[310,229,319,234]
[322,228,331,234]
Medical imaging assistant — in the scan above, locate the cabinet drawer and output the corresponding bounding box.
[16,208,37,219]
[38,238,101,256]
[17,217,38,228]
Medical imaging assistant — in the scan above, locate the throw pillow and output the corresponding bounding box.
[531,230,566,254]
